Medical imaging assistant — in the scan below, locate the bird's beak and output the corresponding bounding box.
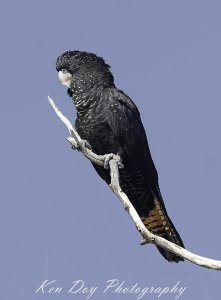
[58,71,72,88]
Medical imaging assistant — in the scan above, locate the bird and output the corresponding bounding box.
[56,50,185,262]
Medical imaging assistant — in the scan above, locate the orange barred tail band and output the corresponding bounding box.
[141,198,184,263]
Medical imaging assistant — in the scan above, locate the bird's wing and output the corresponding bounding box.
[103,89,185,262]
[104,88,162,201]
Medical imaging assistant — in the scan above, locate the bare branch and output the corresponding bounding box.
[48,95,221,271]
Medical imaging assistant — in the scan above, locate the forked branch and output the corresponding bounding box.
[48,95,221,271]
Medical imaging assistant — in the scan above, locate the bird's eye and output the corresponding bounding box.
[62,69,67,73]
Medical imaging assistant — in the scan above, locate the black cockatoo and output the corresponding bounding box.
[56,50,184,262]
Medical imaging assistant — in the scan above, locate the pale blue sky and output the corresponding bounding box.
[0,1,220,299]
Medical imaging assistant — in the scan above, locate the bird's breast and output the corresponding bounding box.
[75,112,120,155]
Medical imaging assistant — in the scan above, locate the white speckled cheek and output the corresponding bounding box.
[58,71,72,88]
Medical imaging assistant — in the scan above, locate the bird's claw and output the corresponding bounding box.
[103,154,124,170]
[67,136,92,151]
[115,155,124,169]
[81,139,92,150]
[67,136,79,150]
[103,154,114,169]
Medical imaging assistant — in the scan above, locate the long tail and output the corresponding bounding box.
[141,198,184,263]
[91,163,184,262]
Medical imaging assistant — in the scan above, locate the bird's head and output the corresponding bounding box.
[56,51,114,96]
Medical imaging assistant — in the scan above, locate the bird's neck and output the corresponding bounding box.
[68,76,114,117]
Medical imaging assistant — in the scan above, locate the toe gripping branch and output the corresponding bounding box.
[101,153,124,170]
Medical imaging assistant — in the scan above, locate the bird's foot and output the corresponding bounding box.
[103,154,124,170]
[81,139,92,150]
[66,137,92,151]
[67,136,79,150]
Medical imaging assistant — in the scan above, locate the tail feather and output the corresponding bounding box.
[141,198,184,263]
